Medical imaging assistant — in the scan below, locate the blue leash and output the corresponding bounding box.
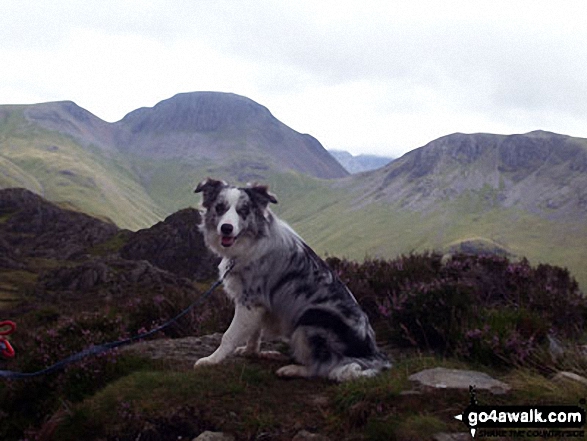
[0,262,233,380]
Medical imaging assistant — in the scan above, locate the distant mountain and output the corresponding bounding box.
[115,92,348,179]
[329,150,393,173]
[291,130,587,289]
[362,130,587,217]
[0,101,168,229]
[0,92,348,228]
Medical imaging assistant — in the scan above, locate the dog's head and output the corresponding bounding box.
[194,178,278,256]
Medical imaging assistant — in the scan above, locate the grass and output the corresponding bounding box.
[0,269,38,309]
[0,107,164,230]
[41,351,587,440]
[55,358,334,440]
[86,230,132,256]
[284,188,587,291]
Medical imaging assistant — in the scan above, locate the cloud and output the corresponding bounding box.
[1,0,586,157]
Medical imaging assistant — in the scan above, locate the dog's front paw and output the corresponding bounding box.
[234,347,288,361]
[194,356,216,368]
[234,346,255,357]
[276,364,310,378]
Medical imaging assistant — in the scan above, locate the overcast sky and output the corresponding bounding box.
[1,1,586,157]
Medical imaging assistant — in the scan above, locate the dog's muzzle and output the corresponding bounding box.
[220,223,236,247]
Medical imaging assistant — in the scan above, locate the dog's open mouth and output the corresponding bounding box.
[221,235,236,247]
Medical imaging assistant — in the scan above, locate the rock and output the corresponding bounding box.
[120,208,218,281]
[409,367,511,395]
[310,395,330,407]
[399,390,423,396]
[193,431,235,441]
[292,430,331,441]
[124,334,290,369]
[0,188,118,261]
[547,334,565,360]
[124,334,224,368]
[37,257,193,296]
[552,371,587,387]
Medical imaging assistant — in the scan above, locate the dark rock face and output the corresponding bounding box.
[120,208,219,281]
[498,135,552,176]
[0,188,218,303]
[0,188,119,260]
[38,258,193,294]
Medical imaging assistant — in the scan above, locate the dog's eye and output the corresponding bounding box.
[237,205,250,219]
[215,203,227,215]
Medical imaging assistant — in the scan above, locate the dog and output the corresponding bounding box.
[193,178,391,381]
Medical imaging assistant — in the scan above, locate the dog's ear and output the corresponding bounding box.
[245,184,278,207]
[194,178,227,209]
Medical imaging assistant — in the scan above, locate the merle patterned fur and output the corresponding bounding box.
[193,178,390,381]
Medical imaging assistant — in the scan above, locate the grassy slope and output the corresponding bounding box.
[271,177,587,290]
[0,107,164,229]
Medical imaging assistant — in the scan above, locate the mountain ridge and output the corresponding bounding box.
[366,131,587,218]
[113,92,349,179]
[278,130,587,289]
[1,94,586,288]
[0,92,348,229]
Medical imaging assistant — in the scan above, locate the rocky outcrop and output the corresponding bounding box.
[120,208,218,281]
[0,236,24,269]
[552,371,587,387]
[38,257,193,295]
[123,333,290,370]
[192,432,235,441]
[0,188,118,261]
[0,188,218,305]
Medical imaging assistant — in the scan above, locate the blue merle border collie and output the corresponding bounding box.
[193,178,391,381]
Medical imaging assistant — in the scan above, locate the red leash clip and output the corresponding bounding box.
[0,320,16,358]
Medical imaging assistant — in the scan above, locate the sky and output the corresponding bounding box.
[1,1,586,158]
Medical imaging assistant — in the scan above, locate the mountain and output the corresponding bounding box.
[117,92,346,179]
[0,102,165,229]
[1,93,587,288]
[0,92,348,228]
[0,187,118,270]
[290,130,587,288]
[329,150,394,173]
[360,130,587,217]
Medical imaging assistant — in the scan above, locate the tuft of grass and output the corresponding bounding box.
[392,414,447,441]
[0,269,38,309]
[506,369,587,404]
[86,230,132,256]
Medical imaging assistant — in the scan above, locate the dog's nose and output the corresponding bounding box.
[220,223,233,235]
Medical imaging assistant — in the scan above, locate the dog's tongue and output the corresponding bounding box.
[221,236,235,247]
